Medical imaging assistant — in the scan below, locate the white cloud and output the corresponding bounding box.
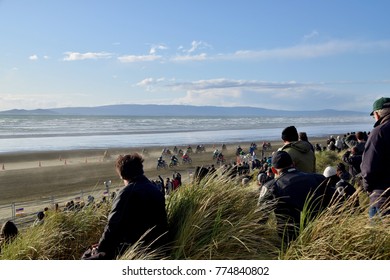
[186,40,212,53]
[136,78,155,87]
[156,78,376,111]
[229,39,390,60]
[135,77,166,91]
[174,88,242,106]
[118,54,161,63]
[303,30,319,41]
[149,44,168,55]
[167,78,312,91]
[62,39,390,65]
[63,52,112,61]
[172,41,212,61]
[29,54,39,61]
[171,53,208,62]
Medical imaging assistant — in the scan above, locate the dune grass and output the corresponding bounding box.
[166,173,280,259]
[282,192,390,260]
[1,150,389,260]
[0,203,110,260]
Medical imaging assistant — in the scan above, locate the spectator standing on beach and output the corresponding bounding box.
[258,151,327,244]
[165,177,173,195]
[82,153,169,259]
[278,126,316,173]
[33,211,45,226]
[361,97,390,218]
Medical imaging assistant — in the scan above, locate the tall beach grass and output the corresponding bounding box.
[1,150,389,260]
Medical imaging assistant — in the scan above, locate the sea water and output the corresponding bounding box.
[0,115,373,153]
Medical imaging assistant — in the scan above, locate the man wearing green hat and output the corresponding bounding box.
[361,97,390,218]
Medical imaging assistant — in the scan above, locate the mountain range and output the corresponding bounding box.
[0,104,366,117]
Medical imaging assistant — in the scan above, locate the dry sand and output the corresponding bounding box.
[0,137,329,206]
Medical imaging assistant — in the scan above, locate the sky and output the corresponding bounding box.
[1,0,390,112]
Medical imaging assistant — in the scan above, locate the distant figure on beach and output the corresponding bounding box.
[258,151,327,244]
[0,220,19,249]
[278,126,316,173]
[361,97,390,218]
[33,211,45,226]
[82,153,169,260]
[103,150,111,161]
[165,177,173,194]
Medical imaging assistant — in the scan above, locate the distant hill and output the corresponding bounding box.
[0,109,58,115]
[0,104,366,117]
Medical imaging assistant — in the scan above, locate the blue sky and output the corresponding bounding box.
[1,0,390,112]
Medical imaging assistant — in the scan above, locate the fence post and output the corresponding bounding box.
[11,202,15,221]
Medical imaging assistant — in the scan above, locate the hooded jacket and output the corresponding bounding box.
[361,112,390,193]
[280,140,316,173]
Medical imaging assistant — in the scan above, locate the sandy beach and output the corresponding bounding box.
[0,137,330,207]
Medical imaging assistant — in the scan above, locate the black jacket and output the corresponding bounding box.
[342,150,362,176]
[260,168,326,226]
[361,113,390,193]
[97,175,168,259]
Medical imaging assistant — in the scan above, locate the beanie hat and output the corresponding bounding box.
[281,126,299,142]
[272,151,293,169]
[323,166,337,178]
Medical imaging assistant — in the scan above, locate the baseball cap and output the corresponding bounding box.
[370,97,390,116]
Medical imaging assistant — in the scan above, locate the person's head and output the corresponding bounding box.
[242,177,250,186]
[370,97,390,121]
[37,211,45,220]
[299,132,309,142]
[271,151,294,174]
[281,126,299,142]
[336,162,347,173]
[356,131,365,141]
[115,153,144,182]
[0,220,18,242]
[351,146,359,155]
[257,173,267,185]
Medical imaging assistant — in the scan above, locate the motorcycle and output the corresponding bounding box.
[156,160,168,170]
[169,158,179,168]
[182,155,192,164]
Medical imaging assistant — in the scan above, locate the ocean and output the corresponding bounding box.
[0,115,373,153]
